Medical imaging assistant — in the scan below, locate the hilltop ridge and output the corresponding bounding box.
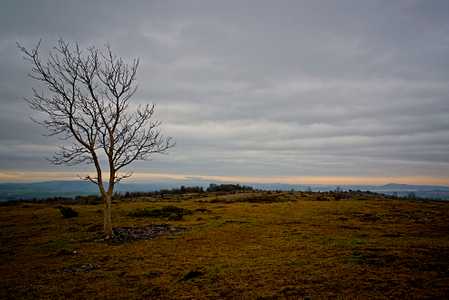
[1,180,449,201]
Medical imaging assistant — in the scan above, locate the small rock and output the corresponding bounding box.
[63,263,97,273]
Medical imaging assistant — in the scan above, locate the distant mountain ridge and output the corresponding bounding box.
[377,183,449,191]
[0,180,448,201]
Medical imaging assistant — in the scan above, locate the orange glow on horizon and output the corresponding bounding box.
[0,170,448,186]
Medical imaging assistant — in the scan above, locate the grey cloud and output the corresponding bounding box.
[1,0,449,181]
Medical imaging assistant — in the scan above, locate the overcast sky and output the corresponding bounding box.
[1,0,449,184]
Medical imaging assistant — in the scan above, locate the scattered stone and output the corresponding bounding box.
[194,208,211,213]
[111,224,186,243]
[128,206,192,220]
[168,212,183,221]
[63,263,96,273]
[224,219,250,224]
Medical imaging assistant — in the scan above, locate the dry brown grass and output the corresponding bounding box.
[1,191,449,299]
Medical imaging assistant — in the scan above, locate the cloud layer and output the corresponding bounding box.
[1,0,449,183]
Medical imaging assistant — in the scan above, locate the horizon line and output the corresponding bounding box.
[0,170,448,186]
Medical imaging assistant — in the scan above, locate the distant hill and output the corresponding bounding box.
[0,180,209,201]
[370,183,449,200]
[0,181,98,200]
[0,180,448,201]
[377,183,449,192]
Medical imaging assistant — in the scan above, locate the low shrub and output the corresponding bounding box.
[57,206,78,218]
[180,270,203,281]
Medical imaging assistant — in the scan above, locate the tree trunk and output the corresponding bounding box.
[103,193,113,239]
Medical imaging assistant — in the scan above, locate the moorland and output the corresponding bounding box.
[1,189,449,299]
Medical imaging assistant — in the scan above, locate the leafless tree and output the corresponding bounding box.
[18,39,174,239]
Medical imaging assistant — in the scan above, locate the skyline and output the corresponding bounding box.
[1,171,449,186]
[1,1,449,185]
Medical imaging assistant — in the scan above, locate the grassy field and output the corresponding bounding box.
[1,191,449,299]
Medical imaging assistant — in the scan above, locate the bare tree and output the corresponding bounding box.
[18,39,174,239]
